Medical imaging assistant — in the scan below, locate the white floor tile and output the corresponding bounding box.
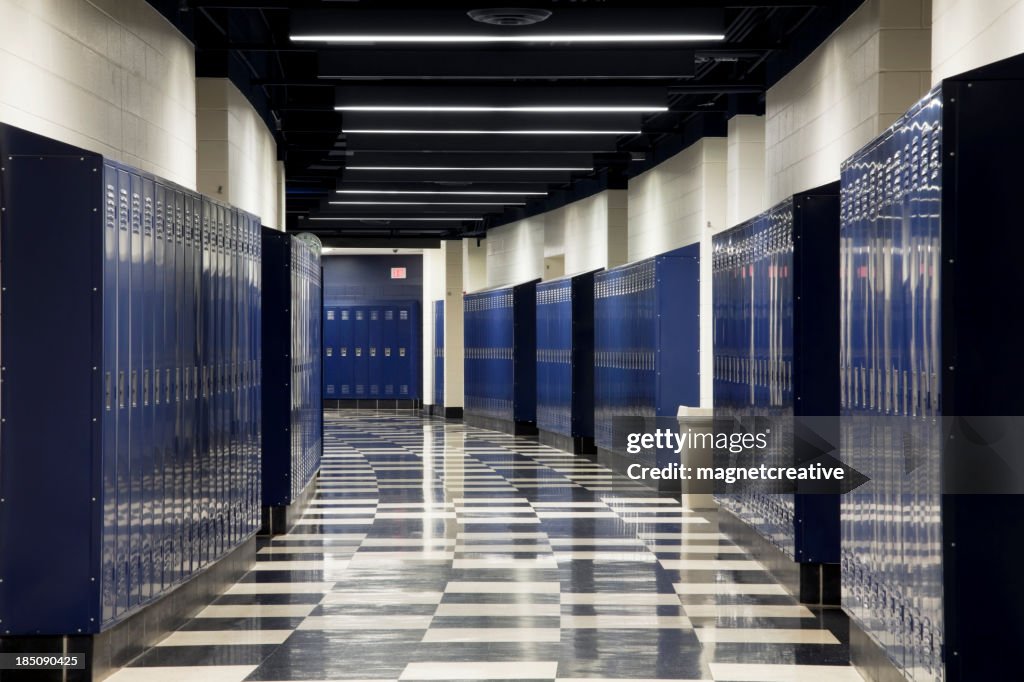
[695,627,840,644]
[224,582,334,595]
[421,628,561,643]
[298,615,433,630]
[156,630,293,646]
[434,602,561,617]
[708,663,862,681]
[195,604,317,619]
[453,557,558,569]
[673,582,787,596]
[560,593,681,605]
[658,559,765,571]
[684,604,815,618]
[445,581,561,594]
[322,591,444,605]
[400,661,558,680]
[105,666,258,682]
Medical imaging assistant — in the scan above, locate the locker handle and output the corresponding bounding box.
[165,368,171,404]
[131,371,138,408]
[143,369,150,406]
[105,372,113,411]
[118,371,125,409]
[153,369,160,406]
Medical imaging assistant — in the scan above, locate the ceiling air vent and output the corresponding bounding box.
[467,8,553,26]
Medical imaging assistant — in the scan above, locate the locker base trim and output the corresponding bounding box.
[326,399,422,410]
[260,468,321,536]
[0,534,257,682]
[848,612,913,682]
[421,404,464,420]
[539,429,595,455]
[464,413,538,437]
[717,506,840,606]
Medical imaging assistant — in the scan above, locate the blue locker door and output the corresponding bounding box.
[323,307,337,398]
[367,307,381,397]
[172,189,185,583]
[140,176,155,603]
[163,186,178,588]
[116,167,130,617]
[214,204,226,558]
[152,181,166,595]
[126,171,144,608]
[381,307,395,397]
[353,308,368,397]
[397,304,412,398]
[181,193,194,575]
[101,165,118,623]
[339,307,353,397]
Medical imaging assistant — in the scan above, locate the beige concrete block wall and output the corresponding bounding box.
[765,0,931,204]
[726,115,767,226]
[485,215,545,288]
[195,78,283,228]
[932,0,1024,82]
[0,0,197,187]
[442,241,464,408]
[462,238,487,293]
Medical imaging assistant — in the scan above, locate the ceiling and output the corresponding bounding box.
[155,1,861,245]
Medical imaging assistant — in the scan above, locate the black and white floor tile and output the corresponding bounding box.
[108,411,862,682]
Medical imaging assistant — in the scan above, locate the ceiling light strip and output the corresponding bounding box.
[345,166,591,171]
[335,106,667,113]
[342,129,639,135]
[292,34,725,44]
[335,189,546,196]
[328,201,525,206]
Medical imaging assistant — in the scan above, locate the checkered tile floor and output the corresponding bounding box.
[108,411,862,681]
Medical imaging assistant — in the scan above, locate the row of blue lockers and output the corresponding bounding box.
[0,124,325,638]
[712,187,841,568]
[322,302,420,400]
[463,283,537,423]
[455,245,700,457]
[0,125,264,634]
[261,231,323,508]
[836,58,1024,681]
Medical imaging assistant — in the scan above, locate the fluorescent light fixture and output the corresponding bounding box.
[335,105,667,113]
[336,189,546,196]
[346,166,591,172]
[329,201,524,206]
[292,34,725,44]
[309,217,482,221]
[343,129,639,135]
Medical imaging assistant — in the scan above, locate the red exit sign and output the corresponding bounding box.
[390,267,407,279]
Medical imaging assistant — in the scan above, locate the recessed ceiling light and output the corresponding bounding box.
[335,106,667,113]
[346,166,591,172]
[328,201,525,206]
[336,189,546,196]
[342,129,639,135]
[291,34,725,44]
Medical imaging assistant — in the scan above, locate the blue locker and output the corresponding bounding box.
[535,271,596,452]
[115,167,131,617]
[382,307,397,397]
[324,307,339,397]
[368,307,382,396]
[396,304,413,398]
[353,308,368,396]
[101,165,119,624]
[140,175,155,602]
[127,171,144,607]
[339,307,353,396]
[464,282,537,430]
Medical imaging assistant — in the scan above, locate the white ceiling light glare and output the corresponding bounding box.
[328,201,526,206]
[291,34,725,44]
[309,217,483,221]
[334,106,667,113]
[342,129,639,135]
[335,190,546,196]
[345,166,591,171]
